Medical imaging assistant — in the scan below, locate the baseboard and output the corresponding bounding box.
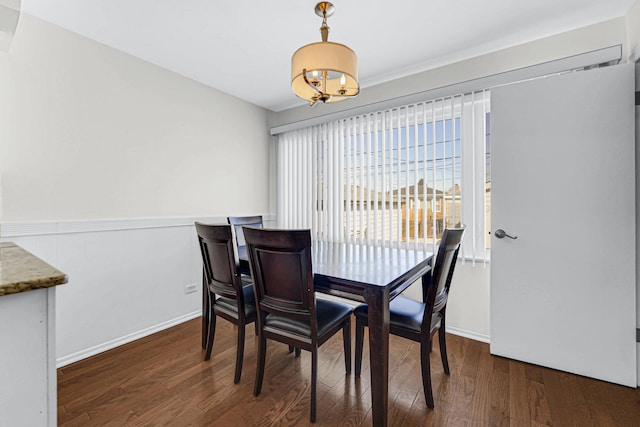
[56,310,201,368]
[446,326,490,343]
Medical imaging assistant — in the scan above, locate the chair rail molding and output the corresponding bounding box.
[0,215,276,238]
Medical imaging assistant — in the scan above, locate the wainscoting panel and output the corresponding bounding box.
[1,216,275,367]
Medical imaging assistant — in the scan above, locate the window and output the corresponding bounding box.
[276,91,490,260]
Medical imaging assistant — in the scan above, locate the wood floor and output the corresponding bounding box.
[58,318,640,426]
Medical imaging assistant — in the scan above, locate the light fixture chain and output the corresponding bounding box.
[320,12,329,42]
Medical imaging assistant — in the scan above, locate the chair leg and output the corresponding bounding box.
[201,274,208,349]
[234,323,246,384]
[310,349,318,423]
[288,345,294,353]
[439,323,450,375]
[354,317,365,378]
[420,337,435,409]
[343,318,352,373]
[254,336,267,396]
[204,313,216,361]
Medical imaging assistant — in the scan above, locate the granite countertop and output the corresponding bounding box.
[0,242,68,297]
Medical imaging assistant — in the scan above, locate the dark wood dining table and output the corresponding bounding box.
[210,241,434,427]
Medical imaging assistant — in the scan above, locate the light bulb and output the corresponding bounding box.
[340,74,346,85]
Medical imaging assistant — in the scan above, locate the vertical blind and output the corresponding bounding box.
[276,90,490,260]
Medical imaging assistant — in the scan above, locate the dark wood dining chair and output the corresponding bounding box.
[354,227,465,409]
[227,215,263,276]
[243,227,352,423]
[195,222,257,384]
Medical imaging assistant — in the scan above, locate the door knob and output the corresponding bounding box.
[494,229,517,239]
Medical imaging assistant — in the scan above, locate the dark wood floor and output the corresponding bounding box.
[58,318,640,426]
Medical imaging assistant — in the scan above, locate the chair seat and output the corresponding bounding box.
[214,284,256,318]
[265,299,352,339]
[353,296,441,334]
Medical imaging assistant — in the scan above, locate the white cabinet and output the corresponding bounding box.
[0,242,67,426]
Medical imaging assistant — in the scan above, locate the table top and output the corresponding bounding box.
[239,241,433,302]
[311,241,433,301]
[0,242,68,297]
[312,241,432,285]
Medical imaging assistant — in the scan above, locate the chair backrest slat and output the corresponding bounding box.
[243,227,315,324]
[195,223,243,301]
[425,227,465,320]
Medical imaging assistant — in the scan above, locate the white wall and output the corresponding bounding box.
[627,0,640,59]
[0,14,271,221]
[0,15,272,365]
[624,0,640,387]
[403,262,490,342]
[3,219,204,366]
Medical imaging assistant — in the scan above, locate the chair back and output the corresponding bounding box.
[243,227,316,333]
[195,223,244,302]
[227,215,263,248]
[425,227,465,320]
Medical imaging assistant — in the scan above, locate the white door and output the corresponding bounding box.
[490,63,637,387]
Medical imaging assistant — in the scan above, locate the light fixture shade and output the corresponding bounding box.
[291,41,359,103]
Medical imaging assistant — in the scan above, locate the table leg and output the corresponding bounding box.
[364,287,390,427]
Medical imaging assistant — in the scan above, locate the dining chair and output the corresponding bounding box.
[243,227,352,423]
[195,222,257,384]
[354,227,465,409]
[227,215,263,275]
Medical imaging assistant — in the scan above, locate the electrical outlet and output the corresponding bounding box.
[184,283,198,294]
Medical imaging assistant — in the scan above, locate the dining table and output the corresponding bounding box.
[209,240,434,427]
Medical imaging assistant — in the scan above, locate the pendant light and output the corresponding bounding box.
[291,2,359,106]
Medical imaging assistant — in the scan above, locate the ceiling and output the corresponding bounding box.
[22,0,635,112]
